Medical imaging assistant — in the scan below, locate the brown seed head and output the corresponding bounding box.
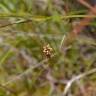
[43,44,53,58]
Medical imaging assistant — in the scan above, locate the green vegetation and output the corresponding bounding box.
[0,0,96,96]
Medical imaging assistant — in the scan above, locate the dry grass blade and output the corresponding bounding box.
[63,67,96,96]
[2,53,57,86]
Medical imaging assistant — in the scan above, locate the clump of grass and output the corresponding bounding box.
[0,0,96,96]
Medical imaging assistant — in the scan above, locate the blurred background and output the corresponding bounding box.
[0,0,96,96]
